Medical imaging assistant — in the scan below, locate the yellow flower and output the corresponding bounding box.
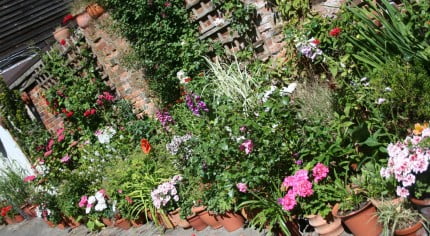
[413,123,429,135]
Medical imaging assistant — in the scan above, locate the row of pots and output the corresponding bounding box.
[53,3,105,43]
[308,198,429,236]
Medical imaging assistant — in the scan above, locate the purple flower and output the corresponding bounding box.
[239,139,254,154]
[185,94,209,116]
[156,110,174,128]
[236,183,248,193]
[295,160,303,165]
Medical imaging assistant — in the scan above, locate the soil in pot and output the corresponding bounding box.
[218,212,244,232]
[187,214,208,231]
[198,211,222,229]
[395,221,425,236]
[332,201,382,236]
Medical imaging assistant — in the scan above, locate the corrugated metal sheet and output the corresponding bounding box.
[0,0,72,60]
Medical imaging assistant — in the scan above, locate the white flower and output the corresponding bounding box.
[384,87,392,92]
[173,195,179,202]
[88,196,96,205]
[177,70,186,80]
[95,202,107,212]
[213,18,225,27]
[95,192,104,202]
[377,98,386,104]
[85,206,92,214]
[360,77,368,82]
[280,83,297,96]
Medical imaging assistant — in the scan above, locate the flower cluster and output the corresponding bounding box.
[278,163,329,211]
[156,110,174,128]
[79,189,108,214]
[0,205,12,217]
[96,91,115,106]
[83,108,97,117]
[151,175,182,209]
[239,139,254,154]
[380,123,430,198]
[166,134,192,155]
[185,94,209,116]
[295,37,323,61]
[95,127,116,144]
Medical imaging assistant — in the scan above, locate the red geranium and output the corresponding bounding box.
[329,27,341,37]
[83,108,96,117]
[1,206,12,217]
[60,39,66,46]
[140,139,151,154]
[312,39,320,45]
[62,14,74,25]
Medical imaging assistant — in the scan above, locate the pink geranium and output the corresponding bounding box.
[236,183,248,193]
[278,190,297,211]
[78,196,88,208]
[239,139,254,154]
[60,154,71,163]
[47,139,55,151]
[24,175,36,182]
[44,150,53,157]
[312,163,329,183]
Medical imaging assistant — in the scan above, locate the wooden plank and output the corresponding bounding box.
[0,0,57,28]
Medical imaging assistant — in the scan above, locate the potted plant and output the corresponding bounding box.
[375,200,429,236]
[86,3,105,19]
[380,123,430,212]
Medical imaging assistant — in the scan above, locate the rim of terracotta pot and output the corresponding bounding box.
[410,197,430,206]
[54,27,69,34]
[332,201,373,219]
[191,205,206,213]
[394,221,423,236]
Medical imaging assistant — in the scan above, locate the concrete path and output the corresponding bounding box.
[0,218,266,236]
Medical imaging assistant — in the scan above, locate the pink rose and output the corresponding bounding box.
[236,183,248,193]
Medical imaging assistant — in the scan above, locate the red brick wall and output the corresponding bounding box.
[27,85,64,133]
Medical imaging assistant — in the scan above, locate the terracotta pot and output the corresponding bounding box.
[191,205,206,214]
[131,216,146,228]
[198,211,222,229]
[44,219,55,228]
[53,27,70,42]
[306,214,344,236]
[187,214,208,231]
[4,216,15,224]
[57,221,67,230]
[102,218,113,227]
[168,209,191,229]
[76,12,91,28]
[395,221,425,236]
[332,201,382,236]
[66,217,81,228]
[86,3,104,19]
[218,212,245,232]
[409,198,430,222]
[14,215,24,223]
[115,218,131,230]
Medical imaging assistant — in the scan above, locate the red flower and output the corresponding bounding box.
[329,27,341,37]
[66,111,74,118]
[83,108,96,117]
[90,108,96,115]
[140,139,151,154]
[60,39,66,46]
[312,39,321,45]
[184,77,192,83]
[1,206,12,217]
[24,175,36,183]
[62,14,74,25]
[164,2,171,7]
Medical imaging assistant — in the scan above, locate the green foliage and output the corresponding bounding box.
[370,57,430,131]
[273,0,310,23]
[0,164,34,211]
[347,0,430,70]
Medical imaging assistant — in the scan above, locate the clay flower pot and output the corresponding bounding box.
[198,211,222,229]
[86,3,105,19]
[131,216,146,228]
[21,204,37,218]
[14,215,24,223]
[168,209,191,229]
[4,216,15,224]
[332,202,382,236]
[66,216,81,228]
[75,12,91,28]
[102,218,113,227]
[115,218,131,230]
[187,214,208,231]
[53,27,70,42]
[395,221,425,236]
[306,214,344,236]
[218,212,245,232]
[410,198,430,221]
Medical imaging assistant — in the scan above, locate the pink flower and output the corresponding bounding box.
[396,186,409,198]
[278,190,297,211]
[294,179,314,197]
[240,126,247,132]
[312,163,329,182]
[44,150,53,157]
[56,128,64,136]
[57,134,65,142]
[118,189,123,194]
[24,175,36,182]
[236,183,248,193]
[239,139,254,154]
[78,196,88,208]
[98,189,106,196]
[47,139,55,151]
[60,154,71,163]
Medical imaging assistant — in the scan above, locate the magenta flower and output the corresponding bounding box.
[47,139,55,151]
[60,154,71,163]
[236,183,248,193]
[239,139,254,154]
[57,134,65,142]
[312,163,329,183]
[78,196,88,208]
[278,190,297,211]
[23,175,36,182]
